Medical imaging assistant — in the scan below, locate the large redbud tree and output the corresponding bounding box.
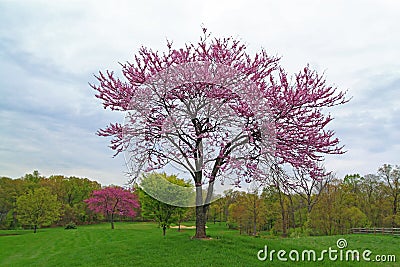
[91,29,348,238]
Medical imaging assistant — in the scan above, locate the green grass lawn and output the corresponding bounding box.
[0,222,399,266]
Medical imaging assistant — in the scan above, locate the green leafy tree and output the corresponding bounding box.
[378,164,400,226]
[23,170,43,192]
[227,190,267,235]
[261,185,281,233]
[0,177,16,228]
[138,173,194,236]
[42,175,101,224]
[16,188,61,233]
[309,179,342,235]
[0,177,29,229]
[208,196,225,224]
[358,174,382,226]
[342,206,368,229]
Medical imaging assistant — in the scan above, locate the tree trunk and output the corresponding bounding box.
[253,195,257,235]
[393,195,398,215]
[194,170,209,239]
[281,209,287,237]
[34,225,37,233]
[278,191,287,237]
[177,212,182,232]
[195,205,207,238]
[288,194,296,229]
[163,225,166,236]
[111,214,115,229]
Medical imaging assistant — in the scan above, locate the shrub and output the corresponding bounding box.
[65,222,77,230]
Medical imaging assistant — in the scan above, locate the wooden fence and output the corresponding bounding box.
[351,228,400,236]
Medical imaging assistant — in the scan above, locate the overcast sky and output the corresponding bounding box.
[1,0,399,185]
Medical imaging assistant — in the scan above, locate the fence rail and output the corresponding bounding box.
[351,227,400,236]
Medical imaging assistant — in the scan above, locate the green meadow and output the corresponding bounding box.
[1,223,399,267]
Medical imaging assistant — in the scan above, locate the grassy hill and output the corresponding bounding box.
[1,222,399,266]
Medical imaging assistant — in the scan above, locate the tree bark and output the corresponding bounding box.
[195,205,207,238]
[33,225,37,233]
[194,170,209,238]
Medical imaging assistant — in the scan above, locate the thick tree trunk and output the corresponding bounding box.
[194,169,209,239]
[195,205,207,238]
[33,225,37,233]
[162,225,166,236]
[111,214,115,229]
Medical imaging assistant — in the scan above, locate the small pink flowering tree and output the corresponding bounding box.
[84,186,140,229]
[91,29,348,238]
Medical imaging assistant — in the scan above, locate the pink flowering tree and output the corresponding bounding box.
[91,29,348,238]
[84,186,140,229]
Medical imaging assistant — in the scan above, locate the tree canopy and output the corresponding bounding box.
[16,187,61,233]
[91,28,348,238]
[85,186,140,229]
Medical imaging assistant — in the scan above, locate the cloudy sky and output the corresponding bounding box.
[0,0,399,185]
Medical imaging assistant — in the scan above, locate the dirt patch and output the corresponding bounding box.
[190,236,213,240]
[170,225,208,229]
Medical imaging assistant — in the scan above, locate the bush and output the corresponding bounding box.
[65,222,77,230]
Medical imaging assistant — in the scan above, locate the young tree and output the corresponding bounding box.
[138,173,193,236]
[91,28,348,238]
[84,186,140,229]
[16,188,61,233]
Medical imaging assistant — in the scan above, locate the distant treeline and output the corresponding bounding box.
[208,163,400,237]
[1,164,399,237]
[1,171,104,229]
